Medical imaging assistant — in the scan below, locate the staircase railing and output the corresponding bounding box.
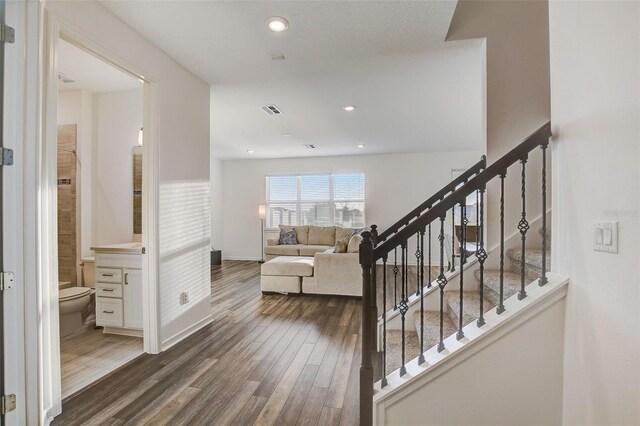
[358,122,552,425]
[371,156,486,246]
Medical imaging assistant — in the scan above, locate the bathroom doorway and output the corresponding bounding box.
[47,32,159,401]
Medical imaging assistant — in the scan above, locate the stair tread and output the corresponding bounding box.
[445,290,496,329]
[385,329,420,375]
[474,269,522,300]
[412,310,457,349]
[506,247,550,269]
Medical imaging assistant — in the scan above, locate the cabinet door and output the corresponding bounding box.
[123,268,143,330]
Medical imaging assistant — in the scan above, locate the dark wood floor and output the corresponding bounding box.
[53,260,362,425]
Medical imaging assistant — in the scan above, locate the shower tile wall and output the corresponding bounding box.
[58,124,77,286]
[133,152,142,235]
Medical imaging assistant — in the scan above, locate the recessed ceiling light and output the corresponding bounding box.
[268,17,289,32]
[246,149,255,154]
[343,105,356,112]
[356,144,365,148]
[283,133,291,137]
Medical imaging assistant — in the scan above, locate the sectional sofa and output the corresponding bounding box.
[261,225,364,297]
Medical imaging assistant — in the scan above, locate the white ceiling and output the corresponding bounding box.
[99,0,485,159]
[57,38,142,93]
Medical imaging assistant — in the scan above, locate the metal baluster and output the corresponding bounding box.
[399,243,408,376]
[451,207,456,272]
[475,189,479,253]
[427,222,432,288]
[477,186,487,327]
[381,255,388,387]
[518,156,530,300]
[418,228,426,365]
[497,173,506,315]
[539,141,549,286]
[457,204,467,340]
[437,216,448,352]
[415,231,421,296]
[393,248,398,310]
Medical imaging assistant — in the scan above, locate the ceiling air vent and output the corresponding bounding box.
[304,144,316,149]
[260,105,283,116]
[57,73,76,84]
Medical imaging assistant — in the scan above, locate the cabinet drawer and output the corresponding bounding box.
[96,267,122,284]
[96,283,123,298]
[96,298,123,327]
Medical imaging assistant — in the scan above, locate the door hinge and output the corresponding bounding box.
[0,272,14,291]
[0,25,14,44]
[1,394,16,415]
[1,147,13,166]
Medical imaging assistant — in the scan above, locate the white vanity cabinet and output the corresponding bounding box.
[92,244,143,337]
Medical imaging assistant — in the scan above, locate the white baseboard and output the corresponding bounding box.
[161,314,213,351]
[223,256,261,261]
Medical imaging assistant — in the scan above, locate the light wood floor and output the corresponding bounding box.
[61,325,143,399]
[53,260,362,425]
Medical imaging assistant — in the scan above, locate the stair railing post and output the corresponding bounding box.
[359,231,374,426]
[370,224,378,246]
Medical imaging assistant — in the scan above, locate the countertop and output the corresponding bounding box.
[90,242,143,254]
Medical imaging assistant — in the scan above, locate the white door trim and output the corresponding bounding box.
[38,10,162,420]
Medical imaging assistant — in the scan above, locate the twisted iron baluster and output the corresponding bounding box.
[477,186,487,327]
[497,173,506,315]
[393,248,398,310]
[451,207,456,272]
[539,141,549,286]
[418,228,426,365]
[457,204,467,340]
[427,222,432,288]
[518,156,530,300]
[399,242,408,376]
[415,231,421,296]
[476,189,480,252]
[381,255,388,387]
[437,216,448,352]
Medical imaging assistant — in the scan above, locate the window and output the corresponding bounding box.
[266,173,365,228]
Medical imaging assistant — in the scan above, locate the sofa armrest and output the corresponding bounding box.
[267,238,280,247]
[312,252,362,296]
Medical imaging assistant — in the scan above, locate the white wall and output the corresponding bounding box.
[211,156,223,249]
[45,1,211,352]
[382,297,565,425]
[219,151,483,260]
[549,2,640,425]
[447,1,551,249]
[92,88,142,246]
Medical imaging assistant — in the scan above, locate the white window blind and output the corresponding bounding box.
[266,173,365,228]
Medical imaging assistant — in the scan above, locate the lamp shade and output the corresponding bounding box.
[258,204,266,219]
[137,127,143,146]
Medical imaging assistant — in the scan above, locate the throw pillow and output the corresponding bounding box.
[347,234,363,253]
[351,228,365,237]
[279,225,309,245]
[279,229,298,245]
[335,226,354,244]
[334,236,350,253]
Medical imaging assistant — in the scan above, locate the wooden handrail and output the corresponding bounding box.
[374,156,487,244]
[372,121,551,261]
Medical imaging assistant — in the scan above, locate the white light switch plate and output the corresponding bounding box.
[593,221,618,253]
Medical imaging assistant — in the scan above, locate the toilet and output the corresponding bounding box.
[58,257,95,337]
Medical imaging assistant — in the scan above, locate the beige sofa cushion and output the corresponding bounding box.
[335,227,354,244]
[261,275,301,293]
[299,245,333,256]
[279,225,309,245]
[261,256,315,277]
[347,234,363,253]
[308,226,336,246]
[264,244,302,256]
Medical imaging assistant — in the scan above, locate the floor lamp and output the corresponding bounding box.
[258,204,266,263]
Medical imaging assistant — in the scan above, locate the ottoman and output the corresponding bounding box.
[260,256,315,294]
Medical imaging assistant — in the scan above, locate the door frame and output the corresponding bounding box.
[39,10,161,418]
